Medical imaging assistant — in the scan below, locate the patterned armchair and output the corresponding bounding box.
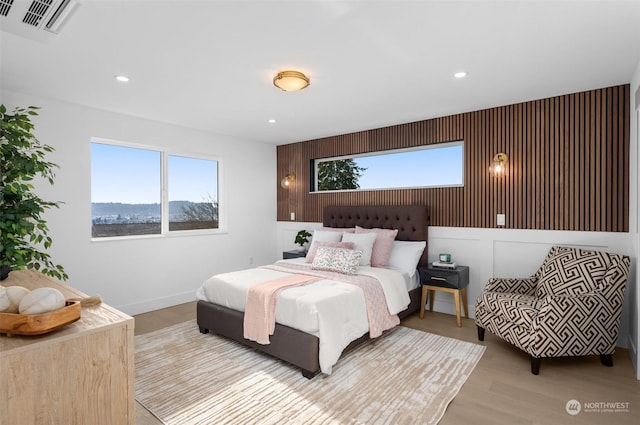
[475,246,630,375]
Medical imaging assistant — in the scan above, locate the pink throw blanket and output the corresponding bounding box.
[263,263,400,338]
[243,274,318,344]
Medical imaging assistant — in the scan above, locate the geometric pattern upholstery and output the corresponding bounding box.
[477,292,542,329]
[475,246,630,373]
[535,246,612,297]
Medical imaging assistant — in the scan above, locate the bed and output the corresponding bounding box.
[196,205,429,378]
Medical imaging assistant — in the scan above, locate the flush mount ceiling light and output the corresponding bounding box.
[114,75,130,82]
[454,71,468,79]
[273,71,310,92]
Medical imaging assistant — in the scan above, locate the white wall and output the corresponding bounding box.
[629,57,640,378]
[277,222,632,348]
[3,91,278,315]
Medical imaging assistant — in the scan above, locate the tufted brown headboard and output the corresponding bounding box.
[322,205,429,266]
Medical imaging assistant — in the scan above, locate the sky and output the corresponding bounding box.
[91,143,218,204]
[334,143,463,190]
[91,142,460,204]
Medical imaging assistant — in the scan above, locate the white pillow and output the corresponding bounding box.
[305,230,343,261]
[387,240,426,278]
[341,232,377,266]
[311,246,363,275]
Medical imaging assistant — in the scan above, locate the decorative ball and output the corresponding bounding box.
[0,287,10,312]
[19,287,66,315]
[0,286,31,313]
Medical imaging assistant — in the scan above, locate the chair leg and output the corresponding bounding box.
[477,326,485,341]
[600,354,613,367]
[531,356,541,375]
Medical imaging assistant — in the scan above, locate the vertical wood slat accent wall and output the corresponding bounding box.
[277,85,630,232]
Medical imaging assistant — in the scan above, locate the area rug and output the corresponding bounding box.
[135,320,485,425]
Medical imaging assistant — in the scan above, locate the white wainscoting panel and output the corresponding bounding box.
[278,222,632,348]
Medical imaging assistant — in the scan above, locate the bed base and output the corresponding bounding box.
[197,286,422,378]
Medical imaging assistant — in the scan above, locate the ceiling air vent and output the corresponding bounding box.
[0,0,14,17]
[0,0,79,40]
[44,0,78,33]
[23,0,55,27]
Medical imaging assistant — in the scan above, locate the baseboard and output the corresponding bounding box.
[431,299,635,358]
[430,299,476,321]
[115,290,196,316]
[627,332,639,380]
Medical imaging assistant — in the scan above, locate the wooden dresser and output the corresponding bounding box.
[0,270,135,424]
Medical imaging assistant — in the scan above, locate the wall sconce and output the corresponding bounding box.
[490,153,508,175]
[273,71,310,92]
[281,173,295,189]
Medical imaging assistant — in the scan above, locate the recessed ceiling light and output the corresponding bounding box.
[454,71,467,79]
[268,119,277,124]
[115,75,130,82]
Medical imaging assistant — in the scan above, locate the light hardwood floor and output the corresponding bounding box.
[134,302,639,425]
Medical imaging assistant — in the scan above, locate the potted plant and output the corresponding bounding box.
[0,105,67,281]
[294,230,312,252]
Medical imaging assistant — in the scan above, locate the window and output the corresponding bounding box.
[313,141,464,192]
[167,155,219,231]
[91,140,220,238]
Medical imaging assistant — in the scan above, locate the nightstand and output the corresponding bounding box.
[283,250,306,259]
[418,264,470,327]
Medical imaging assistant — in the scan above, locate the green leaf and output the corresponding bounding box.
[0,104,67,280]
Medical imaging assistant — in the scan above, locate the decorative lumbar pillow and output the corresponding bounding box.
[0,286,31,313]
[19,287,66,315]
[387,240,427,278]
[305,241,355,263]
[305,230,344,262]
[311,246,363,275]
[355,226,399,267]
[341,232,377,266]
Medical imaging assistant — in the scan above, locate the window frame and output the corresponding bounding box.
[311,141,465,193]
[90,137,224,241]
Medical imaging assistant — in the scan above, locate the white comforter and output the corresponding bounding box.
[195,258,411,374]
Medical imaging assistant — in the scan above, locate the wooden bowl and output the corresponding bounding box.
[0,300,81,336]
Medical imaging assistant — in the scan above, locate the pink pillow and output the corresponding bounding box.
[305,241,355,263]
[322,227,355,233]
[355,226,398,267]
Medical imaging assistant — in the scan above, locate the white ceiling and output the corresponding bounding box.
[1,0,640,145]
